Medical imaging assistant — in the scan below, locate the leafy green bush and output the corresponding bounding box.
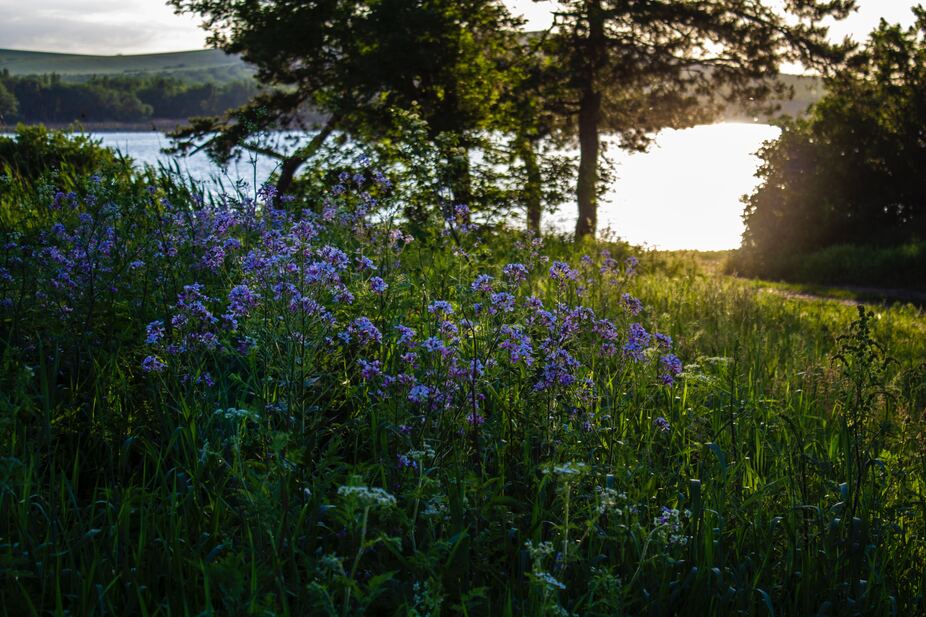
[0,124,124,181]
[731,241,926,290]
[733,10,926,285]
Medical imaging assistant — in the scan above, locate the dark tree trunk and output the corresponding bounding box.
[276,155,303,196]
[519,136,542,236]
[575,88,601,239]
[443,143,472,208]
[274,115,339,196]
[574,0,605,241]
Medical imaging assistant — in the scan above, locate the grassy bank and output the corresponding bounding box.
[728,242,926,292]
[1,168,924,615]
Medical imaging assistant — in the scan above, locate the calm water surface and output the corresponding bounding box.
[84,124,779,250]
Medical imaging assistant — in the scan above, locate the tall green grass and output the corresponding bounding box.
[1,166,924,616]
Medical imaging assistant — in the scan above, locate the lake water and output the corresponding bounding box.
[83,124,779,250]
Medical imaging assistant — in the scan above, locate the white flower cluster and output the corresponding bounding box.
[337,485,397,509]
[525,540,555,560]
[653,507,691,546]
[543,462,588,477]
[596,486,627,516]
[525,541,566,591]
[422,494,449,518]
[532,571,567,591]
[407,444,436,461]
[214,407,260,422]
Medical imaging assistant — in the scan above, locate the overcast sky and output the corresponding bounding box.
[0,1,920,56]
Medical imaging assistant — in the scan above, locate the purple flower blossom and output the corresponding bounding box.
[397,453,418,470]
[348,317,382,346]
[624,323,651,362]
[317,245,349,270]
[395,325,416,346]
[534,348,580,391]
[408,384,430,404]
[659,354,683,385]
[622,293,643,316]
[503,262,529,283]
[369,276,388,295]
[145,320,165,344]
[549,261,578,283]
[356,255,377,271]
[500,325,533,365]
[428,300,453,315]
[471,274,494,293]
[489,292,515,314]
[141,355,167,373]
[421,336,450,356]
[359,359,382,380]
[228,284,260,317]
[654,333,673,349]
[654,416,671,432]
[467,412,485,426]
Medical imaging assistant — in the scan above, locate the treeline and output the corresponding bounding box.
[0,71,258,124]
[730,11,926,289]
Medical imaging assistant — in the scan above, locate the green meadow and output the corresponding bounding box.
[0,156,923,615]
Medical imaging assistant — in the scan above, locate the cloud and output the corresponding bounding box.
[0,0,205,54]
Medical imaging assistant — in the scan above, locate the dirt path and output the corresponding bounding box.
[759,285,926,307]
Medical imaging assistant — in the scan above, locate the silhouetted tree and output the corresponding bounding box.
[169,0,516,204]
[545,0,855,239]
[736,8,926,277]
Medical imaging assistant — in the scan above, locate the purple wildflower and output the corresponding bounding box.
[228,284,260,317]
[141,355,167,373]
[503,262,529,283]
[395,325,416,346]
[471,274,494,293]
[369,276,388,295]
[359,359,382,381]
[624,323,651,362]
[549,261,578,283]
[348,317,382,346]
[489,292,515,314]
[621,293,643,316]
[408,384,430,404]
[428,300,453,315]
[145,320,165,345]
[659,354,683,385]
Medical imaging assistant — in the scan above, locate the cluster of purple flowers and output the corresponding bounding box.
[3,165,688,454]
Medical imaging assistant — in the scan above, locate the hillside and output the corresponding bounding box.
[0,48,253,83]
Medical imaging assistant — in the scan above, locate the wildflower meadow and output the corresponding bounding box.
[1,160,925,616]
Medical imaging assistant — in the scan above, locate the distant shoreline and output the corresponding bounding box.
[0,119,191,133]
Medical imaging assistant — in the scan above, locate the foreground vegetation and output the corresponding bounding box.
[0,150,924,616]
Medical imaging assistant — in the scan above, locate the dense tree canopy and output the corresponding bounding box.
[0,79,17,120]
[168,1,853,238]
[0,72,257,125]
[543,0,855,239]
[169,0,518,211]
[733,8,926,282]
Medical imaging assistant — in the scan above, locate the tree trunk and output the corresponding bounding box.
[575,89,601,239]
[518,136,542,236]
[574,0,605,241]
[274,115,339,196]
[444,142,472,208]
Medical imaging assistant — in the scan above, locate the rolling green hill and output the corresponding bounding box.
[0,48,253,83]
